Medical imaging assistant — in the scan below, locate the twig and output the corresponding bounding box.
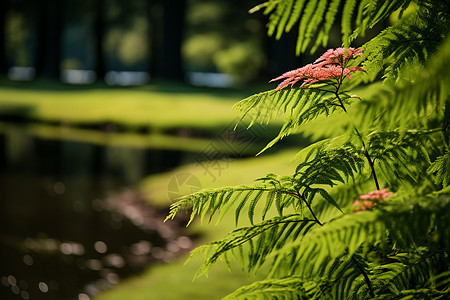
[284,190,323,226]
[334,92,381,190]
[352,255,376,298]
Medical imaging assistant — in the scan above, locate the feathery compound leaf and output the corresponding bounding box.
[355,33,450,131]
[428,152,450,188]
[295,140,365,187]
[373,251,450,297]
[275,0,294,39]
[166,177,310,226]
[367,130,435,185]
[313,0,341,52]
[234,87,347,154]
[233,87,314,126]
[296,0,327,54]
[355,5,447,85]
[285,0,306,32]
[341,0,357,49]
[269,194,450,278]
[191,215,318,278]
[254,0,413,54]
[368,0,413,29]
[165,2,450,299]
[223,276,324,299]
[265,0,285,37]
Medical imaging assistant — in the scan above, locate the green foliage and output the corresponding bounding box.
[255,0,414,54]
[167,0,450,299]
[234,87,359,154]
[428,152,450,187]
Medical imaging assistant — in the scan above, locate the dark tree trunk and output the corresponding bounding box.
[160,0,186,81]
[269,32,303,77]
[148,2,162,79]
[0,0,7,74]
[36,0,63,79]
[94,0,105,79]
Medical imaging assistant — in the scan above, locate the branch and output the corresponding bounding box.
[284,190,323,226]
[334,92,381,190]
[354,128,381,190]
[352,256,376,298]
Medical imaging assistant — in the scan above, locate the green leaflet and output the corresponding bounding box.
[428,152,450,187]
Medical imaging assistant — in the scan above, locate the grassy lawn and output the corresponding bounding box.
[0,80,260,132]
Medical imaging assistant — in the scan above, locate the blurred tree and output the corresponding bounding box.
[182,0,269,83]
[160,0,186,81]
[94,0,105,79]
[103,0,150,72]
[1,0,304,83]
[36,0,63,78]
[148,1,162,78]
[0,0,7,74]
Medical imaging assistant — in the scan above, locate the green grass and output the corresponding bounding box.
[95,254,262,300]
[0,81,256,132]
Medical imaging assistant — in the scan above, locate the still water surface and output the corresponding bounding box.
[0,123,194,300]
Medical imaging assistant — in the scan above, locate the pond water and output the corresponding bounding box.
[0,123,196,300]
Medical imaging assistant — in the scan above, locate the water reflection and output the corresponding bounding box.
[0,123,195,300]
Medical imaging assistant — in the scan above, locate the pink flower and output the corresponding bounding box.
[270,47,366,91]
[352,200,374,211]
[359,188,393,200]
[314,47,364,67]
[269,64,316,90]
[352,188,393,213]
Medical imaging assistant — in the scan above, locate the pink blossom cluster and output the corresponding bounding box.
[314,47,364,67]
[352,188,393,213]
[270,47,365,91]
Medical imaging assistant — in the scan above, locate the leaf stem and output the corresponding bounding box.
[301,194,323,226]
[442,118,449,150]
[352,255,376,298]
[285,191,323,226]
[334,91,380,190]
[354,128,381,190]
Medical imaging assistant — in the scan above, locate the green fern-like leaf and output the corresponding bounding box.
[341,0,357,49]
[254,0,413,54]
[285,0,306,32]
[223,276,324,299]
[352,33,450,134]
[189,214,318,278]
[165,3,450,299]
[223,253,372,299]
[428,152,450,187]
[366,130,434,185]
[313,0,341,53]
[268,194,450,278]
[373,251,450,297]
[234,88,357,154]
[352,5,447,86]
[166,175,310,226]
[296,0,327,54]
